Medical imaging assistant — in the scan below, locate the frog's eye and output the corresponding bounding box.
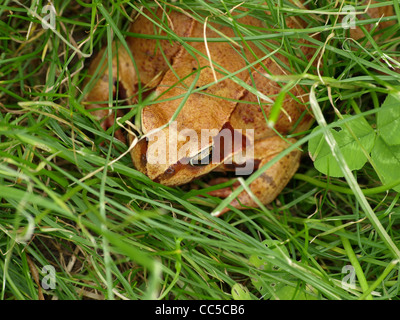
[189,145,213,167]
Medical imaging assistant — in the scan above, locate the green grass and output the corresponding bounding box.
[1,0,400,300]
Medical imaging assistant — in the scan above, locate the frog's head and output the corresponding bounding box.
[129,72,254,186]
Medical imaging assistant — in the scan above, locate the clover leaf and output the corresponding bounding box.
[376,93,400,146]
[308,115,376,177]
[371,136,400,192]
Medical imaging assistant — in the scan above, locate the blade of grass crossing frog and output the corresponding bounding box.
[138,6,275,104]
[132,3,276,104]
[309,84,400,261]
[268,81,296,128]
[142,66,202,139]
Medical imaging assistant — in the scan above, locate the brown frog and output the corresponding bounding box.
[83,3,393,215]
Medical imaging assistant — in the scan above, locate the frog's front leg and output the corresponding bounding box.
[208,136,301,215]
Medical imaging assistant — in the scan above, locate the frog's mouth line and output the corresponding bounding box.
[115,75,256,184]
